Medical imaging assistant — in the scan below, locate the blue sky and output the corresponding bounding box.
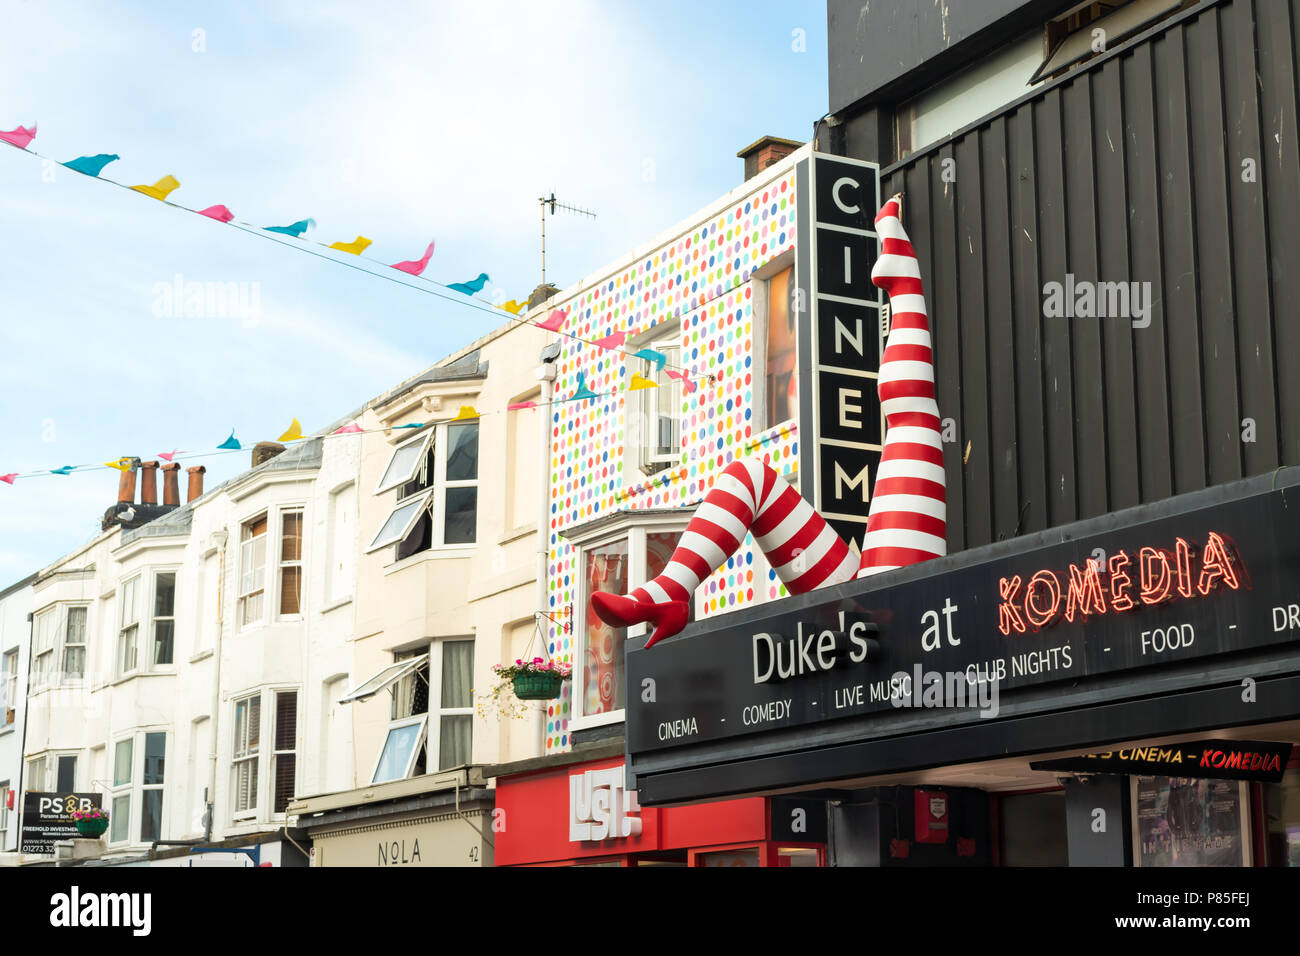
[0,0,829,575]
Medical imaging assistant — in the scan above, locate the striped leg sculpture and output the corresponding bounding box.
[590,194,945,648]
[857,194,947,575]
[590,458,860,647]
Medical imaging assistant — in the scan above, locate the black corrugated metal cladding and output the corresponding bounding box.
[878,0,1300,552]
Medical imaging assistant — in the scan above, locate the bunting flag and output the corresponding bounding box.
[63,153,119,177]
[592,330,626,350]
[570,372,598,402]
[499,299,528,315]
[265,218,314,237]
[50,466,75,475]
[0,123,36,149]
[131,175,181,201]
[628,373,658,391]
[507,401,537,410]
[331,422,363,434]
[329,236,372,255]
[536,308,567,332]
[452,405,480,421]
[630,348,667,372]
[393,423,424,429]
[665,369,696,394]
[277,418,303,442]
[217,431,241,450]
[1,474,17,485]
[158,451,178,462]
[197,204,235,223]
[390,240,435,276]
[104,458,134,472]
[448,272,489,296]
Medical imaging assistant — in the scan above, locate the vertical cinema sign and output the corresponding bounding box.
[807,153,883,549]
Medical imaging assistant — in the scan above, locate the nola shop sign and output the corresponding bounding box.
[627,476,1300,754]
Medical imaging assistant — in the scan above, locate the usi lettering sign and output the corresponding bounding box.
[807,153,883,549]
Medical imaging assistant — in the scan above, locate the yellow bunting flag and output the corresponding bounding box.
[131,176,181,201]
[499,299,527,315]
[628,373,658,391]
[329,236,372,255]
[277,418,303,442]
[104,457,134,471]
[452,405,480,421]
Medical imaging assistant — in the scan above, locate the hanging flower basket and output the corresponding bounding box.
[512,671,565,700]
[491,657,572,703]
[73,808,109,838]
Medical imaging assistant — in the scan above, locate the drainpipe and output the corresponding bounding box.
[206,530,229,841]
[12,610,33,857]
[534,343,559,753]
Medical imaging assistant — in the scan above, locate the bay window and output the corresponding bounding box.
[343,639,475,783]
[570,518,690,728]
[367,421,479,559]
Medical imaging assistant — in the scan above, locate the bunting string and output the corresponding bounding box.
[0,121,736,385]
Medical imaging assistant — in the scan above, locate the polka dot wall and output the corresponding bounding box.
[544,169,800,754]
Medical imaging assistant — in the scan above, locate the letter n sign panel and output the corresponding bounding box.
[808,153,882,548]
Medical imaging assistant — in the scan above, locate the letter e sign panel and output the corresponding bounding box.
[804,153,883,549]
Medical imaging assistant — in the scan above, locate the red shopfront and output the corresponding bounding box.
[493,757,825,867]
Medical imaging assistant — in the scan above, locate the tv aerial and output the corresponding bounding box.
[539,192,596,287]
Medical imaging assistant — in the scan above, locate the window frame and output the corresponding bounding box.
[32,606,58,689]
[0,780,9,848]
[751,253,798,433]
[108,737,133,845]
[369,713,428,785]
[237,513,269,629]
[272,689,298,814]
[117,576,142,677]
[231,693,262,820]
[61,605,89,680]
[569,516,690,733]
[149,569,178,669]
[374,427,435,496]
[105,732,166,846]
[432,639,474,771]
[3,648,20,723]
[627,323,683,477]
[26,754,48,792]
[276,507,305,619]
[139,732,166,843]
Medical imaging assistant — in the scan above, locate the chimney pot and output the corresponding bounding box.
[252,442,286,468]
[116,457,142,504]
[161,462,181,506]
[186,465,206,503]
[140,460,160,505]
[736,135,802,183]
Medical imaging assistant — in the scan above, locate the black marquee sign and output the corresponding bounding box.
[805,152,883,550]
[1030,739,1293,783]
[626,479,1300,755]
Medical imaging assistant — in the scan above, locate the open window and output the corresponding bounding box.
[338,653,429,704]
[374,428,434,495]
[1029,0,1190,84]
[366,490,434,554]
[371,715,428,784]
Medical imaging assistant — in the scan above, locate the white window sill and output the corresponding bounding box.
[568,709,625,733]
[108,670,175,688]
[190,649,215,664]
[275,614,305,624]
[383,546,476,576]
[321,595,353,614]
[0,725,14,737]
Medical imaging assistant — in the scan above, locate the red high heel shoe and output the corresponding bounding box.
[590,592,689,649]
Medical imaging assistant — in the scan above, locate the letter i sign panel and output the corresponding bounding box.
[804,153,883,550]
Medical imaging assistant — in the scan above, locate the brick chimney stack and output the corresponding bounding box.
[139,460,160,505]
[116,458,142,504]
[737,136,803,182]
[161,462,181,506]
[186,465,206,503]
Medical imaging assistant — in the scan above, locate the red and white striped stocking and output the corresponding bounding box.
[857,194,947,575]
[590,458,859,647]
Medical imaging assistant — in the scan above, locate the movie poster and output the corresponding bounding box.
[1135,776,1247,867]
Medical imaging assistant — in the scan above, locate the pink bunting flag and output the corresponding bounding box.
[197,204,235,223]
[332,422,363,434]
[665,369,696,394]
[0,123,36,149]
[391,240,436,276]
[0,473,16,485]
[158,451,178,462]
[507,402,538,411]
[536,309,567,332]
[592,330,626,350]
